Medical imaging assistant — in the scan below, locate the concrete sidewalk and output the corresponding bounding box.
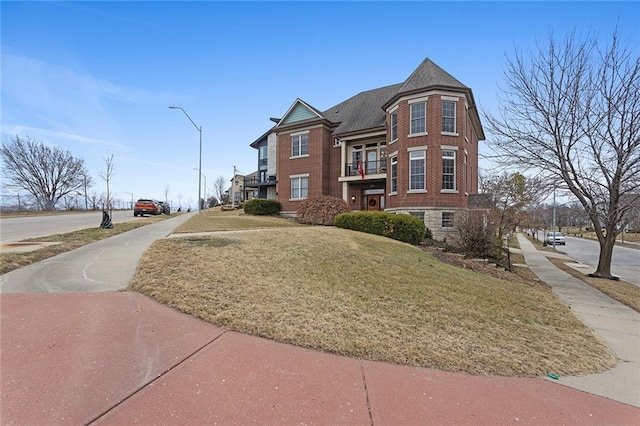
[1,223,639,424]
[517,233,640,407]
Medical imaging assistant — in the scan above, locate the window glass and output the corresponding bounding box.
[442,101,456,133]
[442,150,455,190]
[409,150,425,190]
[391,110,398,141]
[291,134,308,157]
[410,102,426,134]
[442,212,454,228]
[290,176,308,199]
[390,156,398,193]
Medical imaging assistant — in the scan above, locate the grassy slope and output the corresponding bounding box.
[130,216,615,377]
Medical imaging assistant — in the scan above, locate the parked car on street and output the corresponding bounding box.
[157,201,171,215]
[543,232,566,246]
[133,199,161,216]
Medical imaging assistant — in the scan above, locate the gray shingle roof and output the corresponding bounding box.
[323,58,470,135]
[266,58,476,138]
[398,58,468,93]
[323,83,402,135]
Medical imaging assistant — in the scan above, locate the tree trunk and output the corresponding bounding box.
[590,234,618,280]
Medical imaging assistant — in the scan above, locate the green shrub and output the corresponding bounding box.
[243,198,282,216]
[334,211,426,245]
[296,196,350,225]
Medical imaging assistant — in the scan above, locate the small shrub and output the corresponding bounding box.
[243,199,282,216]
[296,196,350,225]
[334,211,426,245]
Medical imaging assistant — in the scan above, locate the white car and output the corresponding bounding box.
[544,232,566,246]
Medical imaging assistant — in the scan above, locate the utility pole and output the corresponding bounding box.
[231,165,236,208]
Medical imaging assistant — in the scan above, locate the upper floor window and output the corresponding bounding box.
[259,144,268,160]
[290,175,308,200]
[409,150,426,191]
[442,101,456,133]
[390,155,398,194]
[390,110,398,141]
[442,149,456,190]
[291,133,308,157]
[410,102,426,135]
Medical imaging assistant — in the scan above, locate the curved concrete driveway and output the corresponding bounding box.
[0,212,196,293]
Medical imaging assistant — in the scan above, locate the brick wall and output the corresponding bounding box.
[385,93,472,212]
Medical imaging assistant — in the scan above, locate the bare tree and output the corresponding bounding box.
[164,184,170,204]
[1,135,94,211]
[99,151,115,216]
[88,191,102,210]
[213,176,226,204]
[485,29,639,279]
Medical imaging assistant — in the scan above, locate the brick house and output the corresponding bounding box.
[247,58,485,239]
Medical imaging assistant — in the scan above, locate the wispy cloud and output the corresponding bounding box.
[0,51,160,144]
[0,125,126,150]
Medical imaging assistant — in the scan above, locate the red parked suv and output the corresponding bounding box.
[133,199,161,216]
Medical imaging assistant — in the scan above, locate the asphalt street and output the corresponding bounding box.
[0,212,196,293]
[535,231,640,286]
[0,210,139,243]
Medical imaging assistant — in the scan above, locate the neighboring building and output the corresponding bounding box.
[246,123,278,200]
[242,171,259,201]
[228,173,245,206]
[249,58,485,239]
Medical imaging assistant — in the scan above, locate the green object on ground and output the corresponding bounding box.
[547,372,560,380]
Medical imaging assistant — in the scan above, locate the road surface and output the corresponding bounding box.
[0,210,140,243]
[536,231,640,286]
[0,212,195,293]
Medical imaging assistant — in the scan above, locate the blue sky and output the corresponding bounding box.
[1,1,638,209]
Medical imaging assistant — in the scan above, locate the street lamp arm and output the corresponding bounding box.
[170,105,203,212]
[169,106,201,133]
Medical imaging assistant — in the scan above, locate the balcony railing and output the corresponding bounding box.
[345,160,387,177]
[244,175,277,187]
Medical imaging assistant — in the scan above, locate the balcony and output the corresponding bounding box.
[244,175,277,187]
[344,160,387,178]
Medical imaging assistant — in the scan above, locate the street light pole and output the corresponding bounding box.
[170,105,203,212]
[193,169,207,209]
[125,192,133,209]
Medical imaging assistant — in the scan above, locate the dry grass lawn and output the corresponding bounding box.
[130,212,615,377]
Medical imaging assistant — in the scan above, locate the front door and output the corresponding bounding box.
[367,194,381,211]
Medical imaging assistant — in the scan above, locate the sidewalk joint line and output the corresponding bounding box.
[359,360,374,426]
[85,330,229,425]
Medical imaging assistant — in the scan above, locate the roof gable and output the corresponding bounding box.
[278,99,324,126]
[399,58,467,93]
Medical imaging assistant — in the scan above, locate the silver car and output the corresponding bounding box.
[544,232,566,246]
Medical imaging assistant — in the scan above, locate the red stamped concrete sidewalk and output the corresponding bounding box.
[2,292,639,425]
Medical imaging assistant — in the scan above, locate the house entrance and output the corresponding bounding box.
[366,194,381,211]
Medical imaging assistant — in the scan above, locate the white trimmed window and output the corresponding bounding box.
[409,150,426,191]
[390,155,398,194]
[442,101,456,133]
[442,150,456,190]
[291,133,308,157]
[442,212,454,228]
[290,175,308,200]
[410,102,426,135]
[390,109,398,142]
